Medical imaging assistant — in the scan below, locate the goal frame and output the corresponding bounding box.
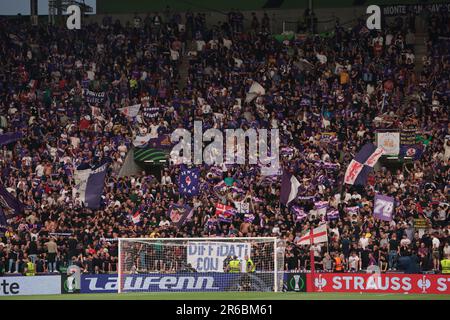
[117,237,281,293]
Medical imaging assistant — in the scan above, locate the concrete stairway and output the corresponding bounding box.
[414,32,428,74]
[177,40,194,90]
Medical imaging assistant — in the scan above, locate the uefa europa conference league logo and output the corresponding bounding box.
[170,121,280,176]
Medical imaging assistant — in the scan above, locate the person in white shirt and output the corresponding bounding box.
[432,234,441,271]
[159,216,170,228]
[348,251,360,271]
[161,172,172,185]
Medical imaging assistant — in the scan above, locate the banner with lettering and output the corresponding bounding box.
[373,194,394,221]
[187,241,251,272]
[83,89,106,105]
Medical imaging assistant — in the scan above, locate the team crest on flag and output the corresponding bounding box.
[179,167,200,196]
[344,143,385,185]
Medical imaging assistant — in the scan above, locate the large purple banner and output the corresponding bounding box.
[373,194,395,221]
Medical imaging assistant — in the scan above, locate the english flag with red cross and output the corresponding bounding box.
[297,224,328,245]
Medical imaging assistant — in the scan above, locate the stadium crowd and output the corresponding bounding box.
[0,7,448,276]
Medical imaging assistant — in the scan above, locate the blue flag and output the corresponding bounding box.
[179,167,200,196]
[0,132,23,146]
[399,145,424,161]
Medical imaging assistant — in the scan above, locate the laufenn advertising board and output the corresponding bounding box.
[81,273,275,293]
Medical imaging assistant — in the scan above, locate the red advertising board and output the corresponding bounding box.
[307,273,450,294]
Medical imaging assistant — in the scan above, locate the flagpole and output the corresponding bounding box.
[309,227,315,293]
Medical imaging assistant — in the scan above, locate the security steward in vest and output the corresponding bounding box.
[441,258,450,274]
[334,253,343,272]
[228,255,241,273]
[245,255,256,273]
[24,257,36,276]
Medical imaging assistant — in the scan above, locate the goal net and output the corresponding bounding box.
[118,237,285,293]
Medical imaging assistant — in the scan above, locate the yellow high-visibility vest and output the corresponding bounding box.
[229,259,240,273]
[441,259,450,274]
[246,258,256,272]
[25,261,36,276]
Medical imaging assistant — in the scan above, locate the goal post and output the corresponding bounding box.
[117,237,285,293]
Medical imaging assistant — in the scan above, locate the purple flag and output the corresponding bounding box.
[179,167,200,196]
[74,163,108,209]
[169,204,193,227]
[0,184,25,230]
[0,132,23,146]
[280,171,300,205]
[373,194,395,221]
[291,205,307,221]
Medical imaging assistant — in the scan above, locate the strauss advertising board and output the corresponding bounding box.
[308,273,450,294]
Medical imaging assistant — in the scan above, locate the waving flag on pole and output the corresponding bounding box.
[131,210,141,224]
[297,224,328,245]
[74,163,108,209]
[215,203,236,222]
[179,167,200,196]
[168,204,194,227]
[291,205,307,221]
[0,184,25,230]
[280,171,301,205]
[344,143,385,185]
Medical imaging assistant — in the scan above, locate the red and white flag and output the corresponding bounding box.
[215,203,236,222]
[297,224,328,245]
[131,211,141,224]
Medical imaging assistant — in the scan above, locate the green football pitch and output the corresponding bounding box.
[1,292,449,300]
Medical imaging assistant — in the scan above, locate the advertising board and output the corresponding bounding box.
[0,275,61,296]
[308,273,450,294]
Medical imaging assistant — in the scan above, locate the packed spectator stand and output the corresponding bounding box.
[0,8,448,276]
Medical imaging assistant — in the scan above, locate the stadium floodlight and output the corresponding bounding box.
[118,237,285,293]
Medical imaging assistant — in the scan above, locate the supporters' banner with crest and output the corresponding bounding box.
[0,132,23,146]
[119,104,141,118]
[83,89,106,105]
[74,163,108,209]
[377,132,400,155]
[234,201,250,214]
[373,194,395,221]
[168,204,193,227]
[399,144,424,160]
[344,143,385,185]
[179,167,200,196]
[0,184,25,230]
